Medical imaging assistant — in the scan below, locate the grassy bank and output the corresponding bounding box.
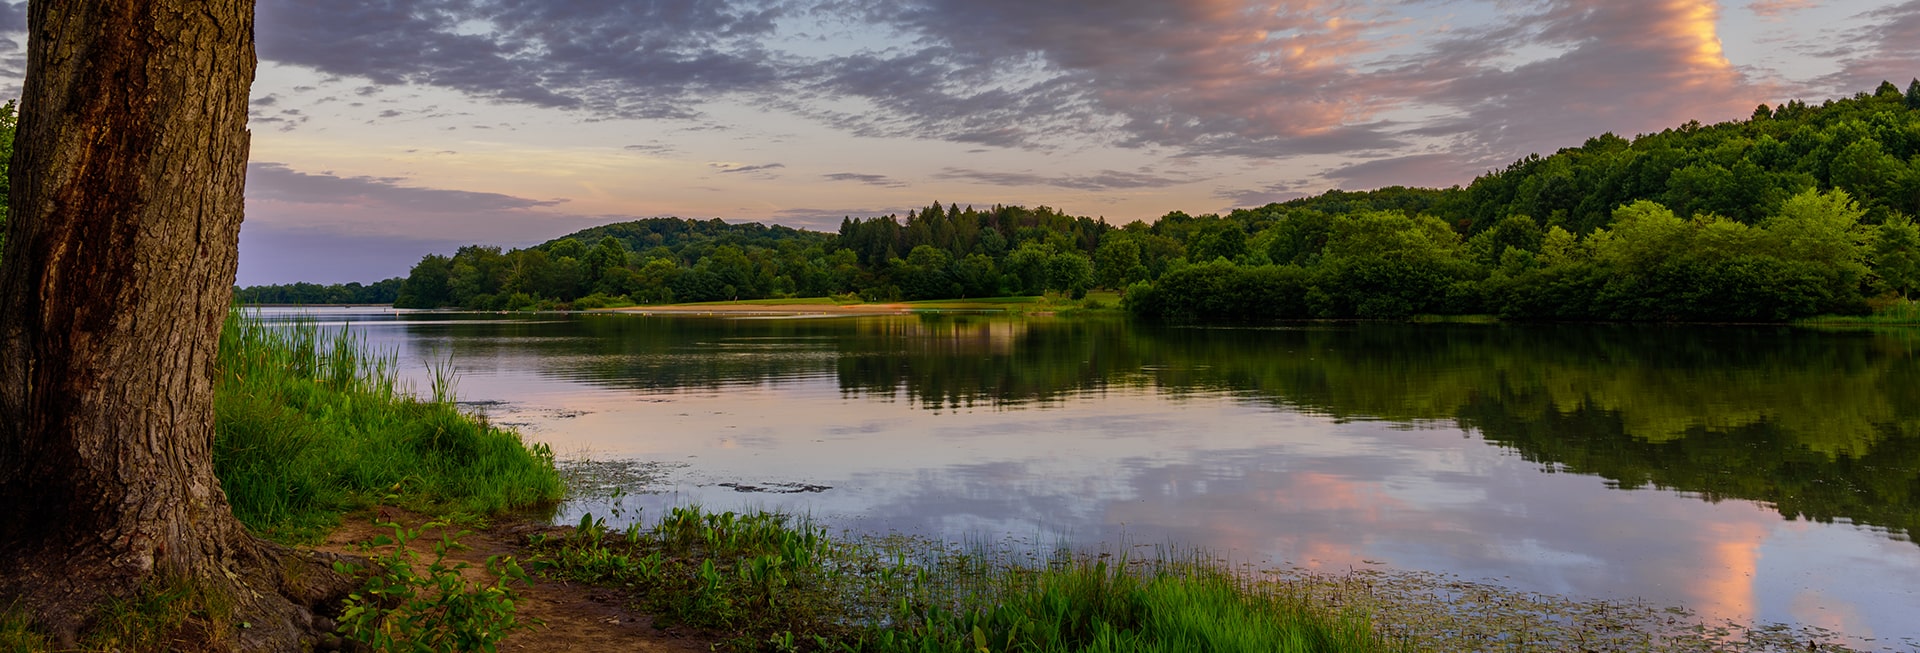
[213,309,565,542]
[530,507,1391,653]
[3,310,566,650]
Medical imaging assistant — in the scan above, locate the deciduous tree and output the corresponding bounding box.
[0,1,349,647]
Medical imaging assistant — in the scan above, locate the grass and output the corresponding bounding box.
[4,310,566,650]
[0,575,239,653]
[214,309,565,542]
[527,506,1394,653]
[528,504,1880,653]
[0,603,49,653]
[882,559,1383,653]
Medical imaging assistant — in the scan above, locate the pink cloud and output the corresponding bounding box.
[1748,0,1821,18]
[1375,0,1767,184]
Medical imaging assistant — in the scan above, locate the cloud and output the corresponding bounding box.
[234,0,1806,182]
[824,172,909,188]
[1214,183,1312,208]
[795,0,1405,155]
[1821,1,1920,91]
[0,1,21,33]
[1359,0,1764,183]
[1323,153,1479,191]
[792,0,1771,181]
[712,162,786,174]
[247,162,562,213]
[624,142,679,156]
[936,167,1193,192]
[253,0,788,119]
[1749,0,1820,17]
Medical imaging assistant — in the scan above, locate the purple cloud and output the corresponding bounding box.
[247,162,562,213]
[253,0,787,119]
[825,172,909,188]
[936,167,1194,191]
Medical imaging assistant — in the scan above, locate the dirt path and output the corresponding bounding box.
[315,510,716,653]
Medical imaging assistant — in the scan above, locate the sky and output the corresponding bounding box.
[0,0,1916,285]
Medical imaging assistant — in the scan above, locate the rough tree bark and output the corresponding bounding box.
[0,1,349,648]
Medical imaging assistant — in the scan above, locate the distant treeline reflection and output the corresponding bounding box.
[425,315,1920,543]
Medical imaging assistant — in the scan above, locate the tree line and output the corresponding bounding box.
[369,81,1920,321]
[1130,80,1920,321]
[232,278,401,305]
[390,205,1111,309]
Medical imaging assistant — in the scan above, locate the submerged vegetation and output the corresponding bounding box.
[213,309,565,541]
[368,81,1920,323]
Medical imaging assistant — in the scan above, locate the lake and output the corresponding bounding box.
[259,307,1920,647]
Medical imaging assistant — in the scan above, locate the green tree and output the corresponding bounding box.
[895,245,958,300]
[1763,188,1868,269]
[1002,242,1052,295]
[1464,214,1545,266]
[1093,237,1144,288]
[1307,211,1470,318]
[549,237,588,260]
[396,254,456,307]
[1188,221,1248,263]
[1907,79,1920,110]
[1830,138,1904,214]
[583,236,626,293]
[953,254,999,297]
[1873,214,1920,297]
[976,226,1009,258]
[448,245,509,306]
[1046,250,1095,298]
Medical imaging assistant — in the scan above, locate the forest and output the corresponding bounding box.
[347,81,1920,322]
[232,278,401,305]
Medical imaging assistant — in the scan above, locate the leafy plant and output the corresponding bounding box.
[334,520,536,653]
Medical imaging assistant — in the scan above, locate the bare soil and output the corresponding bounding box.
[314,509,718,653]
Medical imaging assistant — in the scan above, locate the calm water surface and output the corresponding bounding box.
[263,308,1920,645]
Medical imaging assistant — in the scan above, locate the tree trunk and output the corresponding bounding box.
[0,1,347,648]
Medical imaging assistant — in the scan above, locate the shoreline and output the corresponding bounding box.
[600,302,917,316]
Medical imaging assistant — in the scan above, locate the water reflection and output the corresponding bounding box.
[254,308,1920,643]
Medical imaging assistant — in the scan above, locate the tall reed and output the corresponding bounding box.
[213,309,563,541]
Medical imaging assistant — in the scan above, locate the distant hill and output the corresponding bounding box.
[542,217,831,256]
